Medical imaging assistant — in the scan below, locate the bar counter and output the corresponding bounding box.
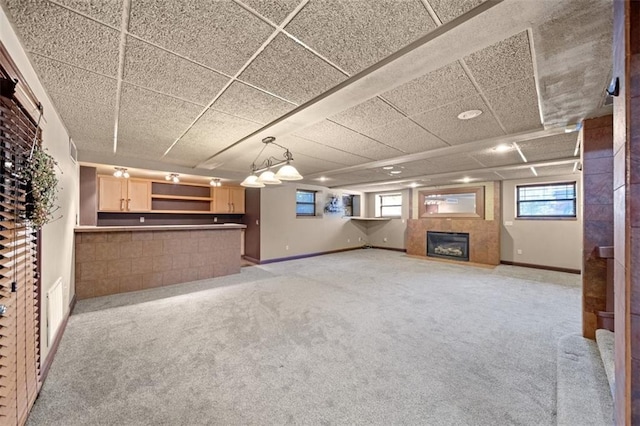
[74,224,246,299]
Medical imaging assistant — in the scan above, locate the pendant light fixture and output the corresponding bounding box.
[240,137,303,188]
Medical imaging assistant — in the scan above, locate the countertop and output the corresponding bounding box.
[75,224,247,232]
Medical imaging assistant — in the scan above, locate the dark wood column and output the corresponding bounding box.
[612,0,640,423]
[581,116,614,339]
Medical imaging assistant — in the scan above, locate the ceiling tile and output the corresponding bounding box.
[494,169,538,180]
[464,31,533,91]
[285,0,436,74]
[427,0,486,24]
[405,153,484,174]
[294,120,404,160]
[363,118,448,153]
[411,96,505,145]
[54,0,122,27]
[30,54,117,106]
[382,62,477,116]
[123,37,229,106]
[516,133,579,162]
[468,146,524,168]
[48,93,114,153]
[116,84,204,159]
[495,164,578,181]
[329,98,405,133]
[239,0,301,24]
[128,0,273,75]
[4,0,120,76]
[484,77,542,134]
[212,82,296,124]
[535,164,579,177]
[277,135,371,166]
[288,154,347,175]
[164,110,262,166]
[238,33,346,104]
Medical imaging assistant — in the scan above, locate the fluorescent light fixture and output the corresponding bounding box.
[530,166,538,176]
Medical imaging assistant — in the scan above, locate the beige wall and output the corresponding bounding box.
[364,189,410,250]
[2,8,79,360]
[260,184,368,261]
[501,174,582,270]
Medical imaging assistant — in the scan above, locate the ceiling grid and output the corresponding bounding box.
[0,0,611,190]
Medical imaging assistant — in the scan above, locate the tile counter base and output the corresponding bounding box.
[75,229,241,299]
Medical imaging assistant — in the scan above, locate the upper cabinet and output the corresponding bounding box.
[98,176,151,212]
[213,187,245,214]
[97,175,244,214]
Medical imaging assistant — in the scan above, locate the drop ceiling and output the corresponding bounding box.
[1,0,612,191]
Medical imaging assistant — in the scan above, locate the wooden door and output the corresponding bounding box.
[98,177,125,211]
[230,187,245,214]
[126,179,151,212]
[0,93,41,426]
[213,187,230,213]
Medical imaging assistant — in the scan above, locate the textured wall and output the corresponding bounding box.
[406,181,501,265]
[74,229,241,299]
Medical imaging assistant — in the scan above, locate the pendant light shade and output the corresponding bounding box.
[257,170,281,185]
[241,174,265,188]
[275,164,303,181]
[242,137,304,186]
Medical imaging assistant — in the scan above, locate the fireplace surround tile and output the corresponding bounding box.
[407,182,501,265]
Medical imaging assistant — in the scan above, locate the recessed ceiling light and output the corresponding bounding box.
[410,182,418,188]
[319,176,327,182]
[382,166,394,170]
[493,144,511,152]
[461,177,471,183]
[390,170,402,175]
[457,109,483,120]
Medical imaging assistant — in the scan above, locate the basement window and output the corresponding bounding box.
[516,182,577,219]
[296,190,316,216]
[376,193,402,218]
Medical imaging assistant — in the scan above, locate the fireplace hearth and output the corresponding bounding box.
[427,231,469,261]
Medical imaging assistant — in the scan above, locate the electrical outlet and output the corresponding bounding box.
[214,217,218,223]
[285,245,289,251]
[347,238,350,243]
[383,237,388,242]
[139,217,145,223]
[359,237,362,242]
[517,249,523,255]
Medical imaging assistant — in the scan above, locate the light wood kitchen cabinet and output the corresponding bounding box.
[98,176,151,212]
[213,187,245,213]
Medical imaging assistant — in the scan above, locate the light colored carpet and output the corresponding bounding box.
[29,249,583,425]
[596,329,615,397]
[556,334,613,425]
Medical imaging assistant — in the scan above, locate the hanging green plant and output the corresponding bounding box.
[23,146,59,229]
